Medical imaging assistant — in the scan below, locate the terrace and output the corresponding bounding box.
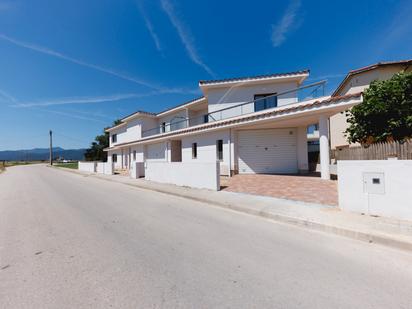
[141,80,327,138]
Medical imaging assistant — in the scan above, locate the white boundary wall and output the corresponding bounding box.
[145,161,220,190]
[96,162,113,175]
[78,161,96,173]
[338,160,412,221]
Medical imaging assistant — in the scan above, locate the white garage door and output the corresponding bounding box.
[238,129,297,174]
[147,142,166,161]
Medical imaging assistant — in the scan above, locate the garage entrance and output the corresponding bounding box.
[238,128,298,174]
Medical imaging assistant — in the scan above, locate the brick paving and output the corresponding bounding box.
[221,174,338,206]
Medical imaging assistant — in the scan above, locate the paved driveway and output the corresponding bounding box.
[221,174,338,206]
[1,165,412,308]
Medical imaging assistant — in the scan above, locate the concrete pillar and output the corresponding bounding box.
[231,129,238,174]
[319,115,330,180]
[185,108,190,128]
[296,126,309,173]
[228,130,232,178]
[121,149,124,169]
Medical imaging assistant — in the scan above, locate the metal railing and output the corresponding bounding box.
[142,80,326,138]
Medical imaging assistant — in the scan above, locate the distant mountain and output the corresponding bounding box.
[0,147,86,161]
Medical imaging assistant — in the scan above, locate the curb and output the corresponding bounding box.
[53,166,412,252]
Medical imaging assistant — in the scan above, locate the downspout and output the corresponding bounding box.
[228,128,232,177]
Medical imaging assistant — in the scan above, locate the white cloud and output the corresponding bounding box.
[0,87,17,102]
[136,1,162,52]
[11,93,155,108]
[160,0,215,77]
[35,108,107,124]
[0,33,184,92]
[63,108,112,120]
[271,0,302,47]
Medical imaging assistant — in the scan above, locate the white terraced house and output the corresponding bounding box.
[104,70,362,189]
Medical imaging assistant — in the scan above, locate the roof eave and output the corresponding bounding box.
[199,72,309,90]
[333,59,412,96]
[105,93,362,150]
[156,96,207,117]
[121,112,156,122]
[105,122,127,132]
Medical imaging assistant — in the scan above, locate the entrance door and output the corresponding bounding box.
[170,140,182,162]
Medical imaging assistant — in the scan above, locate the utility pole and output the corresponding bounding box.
[49,130,53,166]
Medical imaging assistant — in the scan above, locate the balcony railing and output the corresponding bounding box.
[142,80,326,138]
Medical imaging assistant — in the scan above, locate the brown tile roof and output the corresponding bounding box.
[349,60,412,74]
[332,60,412,96]
[107,92,362,149]
[199,70,309,85]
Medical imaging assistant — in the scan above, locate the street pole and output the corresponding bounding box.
[49,130,53,166]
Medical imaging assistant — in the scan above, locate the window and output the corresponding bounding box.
[161,122,166,133]
[111,134,117,143]
[203,114,209,123]
[133,150,136,161]
[216,140,223,161]
[307,124,319,134]
[254,93,277,112]
[192,143,197,159]
[112,154,117,163]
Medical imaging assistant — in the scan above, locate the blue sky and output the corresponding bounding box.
[0,0,411,150]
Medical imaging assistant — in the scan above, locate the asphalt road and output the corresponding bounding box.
[1,165,412,309]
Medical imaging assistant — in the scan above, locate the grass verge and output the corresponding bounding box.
[54,162,78,169]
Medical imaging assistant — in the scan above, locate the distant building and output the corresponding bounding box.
[104,69,361,180]
[330,60,412,149]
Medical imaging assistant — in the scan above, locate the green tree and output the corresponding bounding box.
[345,72,412,144]
[84,119,121,161]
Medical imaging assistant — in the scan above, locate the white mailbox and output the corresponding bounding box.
[363,172,385,195]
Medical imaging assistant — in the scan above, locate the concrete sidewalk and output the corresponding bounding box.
[56,166,412,252]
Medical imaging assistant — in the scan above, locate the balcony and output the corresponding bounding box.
[142,81,326,139]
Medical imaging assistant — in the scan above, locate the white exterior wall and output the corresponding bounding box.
[107,150,122,169]
[188,108,208,126]
[130,145,145,163]
[140,117,159,136]
[338,160,412,221]
[181,129,231,175]
[123,118,142,141]
[157,110,188,132]
[109,126,127,147]
[330,112,350,149]
[96,162,113,175]
[145,161,220,190]
[297,126,309,172]
[146,142,168,161]
[109,117,158,147]
[78,161,96,173]
[206,81,299,116]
